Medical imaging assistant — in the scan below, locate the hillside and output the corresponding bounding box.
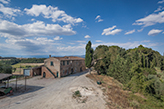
[92,44,164,108]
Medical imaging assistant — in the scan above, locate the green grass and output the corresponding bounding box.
[129,93,164,109]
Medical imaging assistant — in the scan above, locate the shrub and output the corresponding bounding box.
[73,90,82,98]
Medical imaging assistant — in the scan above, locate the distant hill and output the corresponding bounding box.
[0,55,85,59]
[0,56,16,59]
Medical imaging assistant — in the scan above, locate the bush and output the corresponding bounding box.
[146,75,164,101]
[73,90,82,98]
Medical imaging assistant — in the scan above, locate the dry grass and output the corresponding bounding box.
[12,63,44,68]
[86,72,133,109]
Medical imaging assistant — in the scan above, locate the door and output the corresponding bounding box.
[80,67,82,72]
[57,72,58,77]
[43,72,46,78]
[71,68,73,74]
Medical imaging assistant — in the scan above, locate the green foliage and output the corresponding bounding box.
[0,63,12,74]
[107,55,131,84]
[1,59,21,65]
[85,41,93,68]
[93,44,164,102]
[73,90,82,98]
[20,58,45,63]
[161,56,164,70]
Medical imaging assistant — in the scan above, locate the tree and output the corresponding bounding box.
[85,41,93,74]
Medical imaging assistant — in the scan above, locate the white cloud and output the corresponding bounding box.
[125,29,135,35]
[95,15,103,22]
[133,11,164,27]
[54,36,63,40]
[95,15,100,19]
[158,0,164,4]
[84,35,90,38]
[76,40,86,43]
[31,18,35,21]
[57,45,85,52]
[6,37,54,45]
[1,36,160,56]
[148,29,163,36]
[137,28,144,32]
[4,37,62,54]
[92,41,159,49]
[102,25,122,35]
[0,3,21,18]
[82,25,87,28]
[24,5,83,25]
[95,40,102,42]
[0,0,10,4]
[0,20,76,38]
[98,19,103,22]
[154,6,164,12]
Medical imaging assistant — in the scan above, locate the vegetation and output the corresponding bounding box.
[73,90,82,98]
[85,41,94,74]
[0,57,45,65]
[91,43,164,108]
[20,58,45,63]
[0,56,45,74]
[0,62,12,74]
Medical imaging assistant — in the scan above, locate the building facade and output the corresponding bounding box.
[41,56,86,78]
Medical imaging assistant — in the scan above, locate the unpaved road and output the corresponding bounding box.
[0,71,107,109]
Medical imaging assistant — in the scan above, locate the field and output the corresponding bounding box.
[12,63,44,68]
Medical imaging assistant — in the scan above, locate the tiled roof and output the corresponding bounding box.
[52,56,85,61]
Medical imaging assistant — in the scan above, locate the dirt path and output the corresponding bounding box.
[0,71,107,109]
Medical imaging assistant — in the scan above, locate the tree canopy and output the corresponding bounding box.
[93,44,164,101]
[85,41,93,68]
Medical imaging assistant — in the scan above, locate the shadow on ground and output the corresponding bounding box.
[9,85,44,98]
[64,70,89,78]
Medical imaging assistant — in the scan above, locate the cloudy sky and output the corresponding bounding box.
[0,0,164,57]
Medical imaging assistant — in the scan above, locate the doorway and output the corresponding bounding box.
[43,72,46,78]
[57,71,58,77]
[80,67,82,72]
[71,68,73,74]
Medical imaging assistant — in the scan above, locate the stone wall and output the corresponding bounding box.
[42,57,86,78]
[60,60,86,77]
[41,66,55,78]
[30,67,41,77]
[44,57,60,78]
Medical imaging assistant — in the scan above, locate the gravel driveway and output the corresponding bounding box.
[0,71,107,109]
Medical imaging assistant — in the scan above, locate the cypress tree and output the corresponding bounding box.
[85,41,93,74]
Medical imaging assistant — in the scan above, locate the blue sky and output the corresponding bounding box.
[0,0,164,57]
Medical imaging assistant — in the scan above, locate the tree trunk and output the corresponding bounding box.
[89,68,91,74]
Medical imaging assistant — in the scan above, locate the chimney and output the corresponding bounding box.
[49,55,51,58]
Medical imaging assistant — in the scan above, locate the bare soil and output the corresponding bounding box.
[0,71,107,109]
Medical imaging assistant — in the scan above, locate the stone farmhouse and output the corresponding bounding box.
[30,56,86,78]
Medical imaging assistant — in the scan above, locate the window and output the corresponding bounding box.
[63,61,65,66]
[67,61,69,65]
[50,61,53,66]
